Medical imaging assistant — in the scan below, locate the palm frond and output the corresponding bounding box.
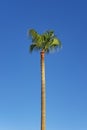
[29,44,36,52]
[29,29,62,53]
[29,29,37,37]
[51,37,61,47]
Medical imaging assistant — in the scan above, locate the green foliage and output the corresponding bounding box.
[29,29,62,53]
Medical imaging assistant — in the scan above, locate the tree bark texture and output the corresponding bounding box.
[41,51,46,130]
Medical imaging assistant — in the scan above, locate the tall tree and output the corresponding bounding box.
[29,29,61,130]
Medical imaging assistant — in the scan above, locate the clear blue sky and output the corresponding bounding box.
[0,0,87,130]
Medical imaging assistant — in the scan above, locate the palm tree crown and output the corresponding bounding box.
[29,29,61,53]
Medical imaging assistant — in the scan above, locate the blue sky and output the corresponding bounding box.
[0,0,87,130]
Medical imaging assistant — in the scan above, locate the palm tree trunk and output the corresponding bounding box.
[41,51,46,130]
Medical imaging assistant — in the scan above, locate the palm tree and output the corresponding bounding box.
[29,29,61,130]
